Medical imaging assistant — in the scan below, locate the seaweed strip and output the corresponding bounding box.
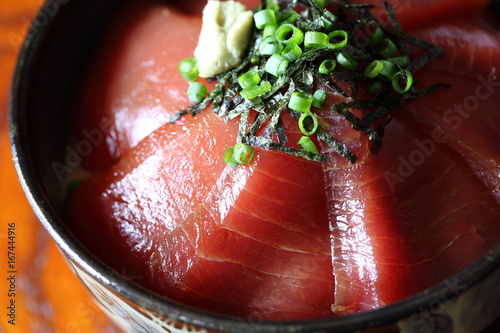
[171,0,445,165]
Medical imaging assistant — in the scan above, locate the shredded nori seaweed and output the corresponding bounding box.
[171,0,445,164]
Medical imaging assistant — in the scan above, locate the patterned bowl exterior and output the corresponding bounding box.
[9,0,500,332]
[61,248,500,333]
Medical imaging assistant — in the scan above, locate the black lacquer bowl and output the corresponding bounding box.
[9,0,500,332]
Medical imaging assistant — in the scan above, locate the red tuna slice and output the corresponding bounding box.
[69,110,239,282]
[325,110,500,314]
[323,13,500,314]
[70,109,334,319]
[73,0,260,170]
[73,1,203,170]
[405,13,500,201]
[359,0,491,30]
[149,150,334,320]
[401,70,500,204]
[410,13,500,79]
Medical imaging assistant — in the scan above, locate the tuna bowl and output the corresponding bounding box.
[9,0,500,332]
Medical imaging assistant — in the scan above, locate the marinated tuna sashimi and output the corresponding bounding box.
[68,0,500,321]
[324,11,500,313]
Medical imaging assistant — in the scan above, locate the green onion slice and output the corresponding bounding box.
[223,147,239,167]
[314,0,325,11]
[337,51,358,71]
[364,60,383,79]
[327,30,348,50]
[379,38,397,58]
[281,42,302,62]
[178,58,199,82]
[367,80,383,94]
[377,60,397,81]
[259,36,283,56]
[238,71,261,89]
[240,80,272,100]
[299,111,319,135]
[321,11,337,31]
[275,23,304,45]
[298,136,319,154]
[254,9,277,29]
[387,55,409,66]
[265,54,290,77]
[263,24,278,39]
[392,69,413,93]
[288,92,314,113]
[304,31,328,48]
[233,143,256,164]
[278,10,298,24]
[266,0,280,12]
[187,82,207,103]
[369,27,383,47]
[319,59,337,74]
[312,89,327,108]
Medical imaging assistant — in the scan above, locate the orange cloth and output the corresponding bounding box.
[0,1,121,332]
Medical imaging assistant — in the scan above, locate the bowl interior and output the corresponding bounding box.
[9,0,500,332]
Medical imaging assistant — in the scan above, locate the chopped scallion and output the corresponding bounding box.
[265,54,290,77]
[266,0,280,13]
[233,143,256,164]
[263,24,278,39]
[281,42,302,61]
[377,60,397,81]
[288,92,314,113]
[387,55,409,66]
[299,112,319,135]
[187,82,207,103]
[223,147,239,167]
[392,69,413,93]
[364,60,383,79]
[275,23,304,45]
[240,80,272,99]
[312,90,327,108]
[367,80,382,94]
[254,9,277,29]
[278,10,298,24]
[298,136,319,154]
[319,59,337,74]
[238,71,261,89]
[178,58,199,82]
[379,38,397,58]
[337,51,358,71]
[304,31,328,48]
[259,36,284,56]
[327,30,348,50]
[369,27,383,47]
[321,11,337,31]
[314,0,325,11]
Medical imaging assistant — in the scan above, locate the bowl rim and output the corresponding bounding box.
[8,0,500,332]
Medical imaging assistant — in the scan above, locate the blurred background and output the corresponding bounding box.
[0,1,498,332]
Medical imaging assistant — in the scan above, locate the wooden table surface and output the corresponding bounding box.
[0,1,499,333]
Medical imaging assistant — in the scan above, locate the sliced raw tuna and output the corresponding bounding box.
[73,0,260,170]
[70,110,335,319]
[361,0,491,29]
[68,0,500,321]
[148,147,334,319]
[324,10,500,314]
[73,1,203,170]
